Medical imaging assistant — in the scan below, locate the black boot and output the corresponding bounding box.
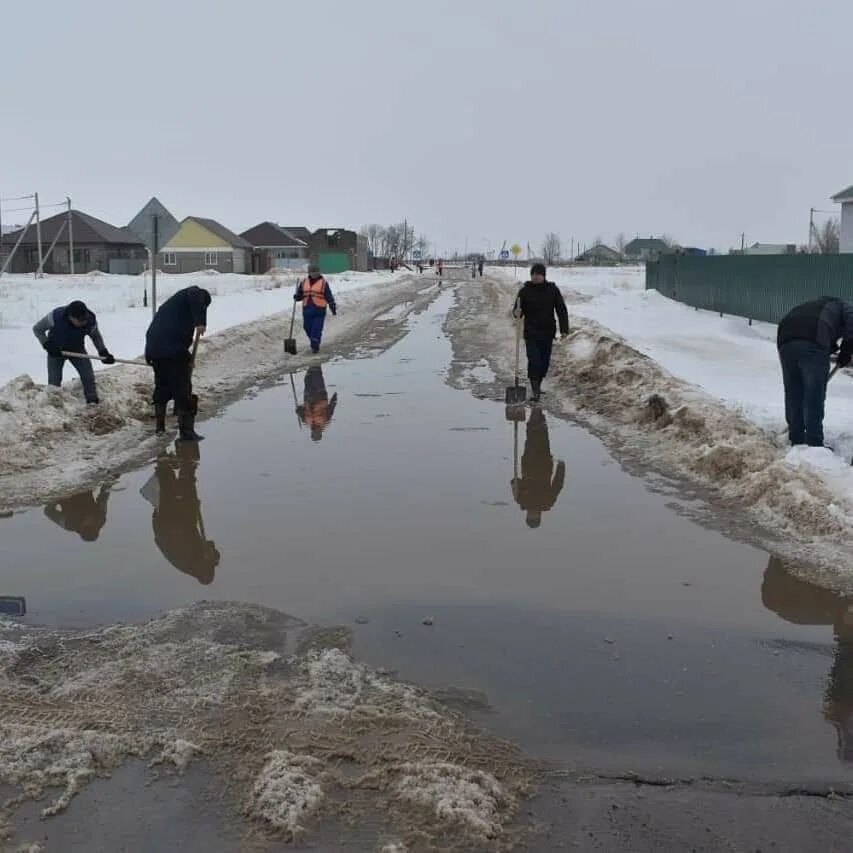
[155,404,167,434]
[178,413,204,442]
[531,378,542,403]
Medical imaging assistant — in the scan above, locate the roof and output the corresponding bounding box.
[624,237,669,252]
[186,217,252,249]
[240,221,309,248]
[832,184,853,203]
[280,226,313,244]
[1,209,144,247]
[127,197,180,251]
[579,243,619,256]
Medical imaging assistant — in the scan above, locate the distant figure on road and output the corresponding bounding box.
[437,259,444,277]
[296,365,338,441]
[141,443,219,585]
[513,263,569,403]
[294,264,337,355]
[511,408,565,529]
[43,482,112,542]
[32,300,115,405]
[478,259,484,277]
[145,285,210,442]
[777,296,853,447]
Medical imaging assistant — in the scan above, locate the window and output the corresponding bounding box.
[204,252,218,266]
[73,248,91,264]
[162,251,177,266]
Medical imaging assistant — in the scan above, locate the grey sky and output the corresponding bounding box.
[2,0,851,255]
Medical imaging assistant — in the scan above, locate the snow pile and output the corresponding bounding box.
[249,750,324,839]
[0,274,435,509]
[395,761,513,842]
[0,601,529,849]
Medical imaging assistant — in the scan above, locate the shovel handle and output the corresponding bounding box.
[60,351,148,367]
[289,299,297,337]
[190,328,201,374]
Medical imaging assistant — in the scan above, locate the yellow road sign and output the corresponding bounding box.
[510,244,522,257]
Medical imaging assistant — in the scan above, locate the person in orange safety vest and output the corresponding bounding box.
[296,365,338,442]
[294,264,337,353]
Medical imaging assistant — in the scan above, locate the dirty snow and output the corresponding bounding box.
[0,602,529,849]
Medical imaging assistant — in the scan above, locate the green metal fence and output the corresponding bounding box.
[646,255,853,324]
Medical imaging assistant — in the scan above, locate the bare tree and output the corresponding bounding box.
[360,224,385,257]
[614,233,627,255]
[541,233,561,264]
[659,234,678,249]
[815,217,840,254]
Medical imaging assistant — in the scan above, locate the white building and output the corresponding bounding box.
[831,184,853,253]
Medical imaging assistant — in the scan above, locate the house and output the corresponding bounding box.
[576,243,621,265]
[623,237,670,262]
[240,222,310,273]
[831,184,853,253]
[158,217,252,274]
[741,242,796,255]
[0,209,147,274]
[280,226,313,246]
[309,227,368,273]
[127,197,180,255]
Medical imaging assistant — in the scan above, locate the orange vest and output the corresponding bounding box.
[302,276,328,309]
[304,400,329,428]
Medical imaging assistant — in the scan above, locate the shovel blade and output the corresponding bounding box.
[284,338,297,355]
[505,404,527,423]
[505,384,526,406]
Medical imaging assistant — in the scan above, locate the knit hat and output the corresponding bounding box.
[67,300,88,319]
[530,263,547,278]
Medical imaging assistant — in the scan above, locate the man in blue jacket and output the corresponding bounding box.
[32,300,115,404]
[294,265,337,353]
[145,286,211,441]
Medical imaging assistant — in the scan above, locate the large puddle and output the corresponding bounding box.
[2,291,852,787]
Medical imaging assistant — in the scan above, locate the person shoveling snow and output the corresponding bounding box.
[777,296,853,449]
[145,285,211,442]
[512,263,569,403]
[294,265,337,354]
[32,300,116,405]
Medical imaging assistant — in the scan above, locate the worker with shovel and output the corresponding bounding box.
[294,265,337,354]
[513,263,569,403]
[510,407,566,529]
[32,300,116,404]
[777,296,853,448]
[295,365,338,441]
[145,285,211,441]
[43,481,113,542]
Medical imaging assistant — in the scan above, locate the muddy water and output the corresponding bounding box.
[2,290,852,788]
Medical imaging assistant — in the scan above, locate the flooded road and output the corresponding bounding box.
[3,288,853,800]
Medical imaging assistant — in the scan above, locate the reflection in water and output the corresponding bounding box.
[762,556,853,761]
[43,483,112,542]
[295,365,338,442]
[140,443,220,585]
[510,408,565,528]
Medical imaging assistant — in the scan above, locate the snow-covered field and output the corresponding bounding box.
[0,269,400,388]
[539,266,853,510]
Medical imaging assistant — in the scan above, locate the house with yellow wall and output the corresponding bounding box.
[159,216,252,274]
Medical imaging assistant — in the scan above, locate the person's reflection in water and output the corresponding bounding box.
[762,555,853,761]
[44,482,112,542]
[510,407,565,528]
[296,365,338,442]
[141,442,220,585]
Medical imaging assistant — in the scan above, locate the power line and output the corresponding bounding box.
[0,193,35,202]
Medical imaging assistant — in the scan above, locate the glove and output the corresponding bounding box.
[838,341,853,368]
[330,306,337,316]
[99,351,116,365]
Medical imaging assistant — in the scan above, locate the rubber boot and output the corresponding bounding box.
[155,404,167,434]
[177,413,204,442]
[530,378,542,404]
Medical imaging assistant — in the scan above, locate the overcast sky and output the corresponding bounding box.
[2,0,851,255]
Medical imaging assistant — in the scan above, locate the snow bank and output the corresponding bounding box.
[249,750,324,839]
[0,273,431,509]
[0,269,405,388]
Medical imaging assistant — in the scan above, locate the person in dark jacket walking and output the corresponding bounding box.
[777,296,853,447]
[145,286,211,441]
[511,408,565,528]
[32,301,115,404]
[141,443,219,585]
[43,482,112,542]
[478,259,484,277]
[296,364,338,442]
[294,265,337,354]
[513,263,570,402]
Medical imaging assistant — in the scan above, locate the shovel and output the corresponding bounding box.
[289,372,303,430]
[505,311,527,409]
[188,328,201,416]
[61,351,148,366]
[284,301,297,355]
